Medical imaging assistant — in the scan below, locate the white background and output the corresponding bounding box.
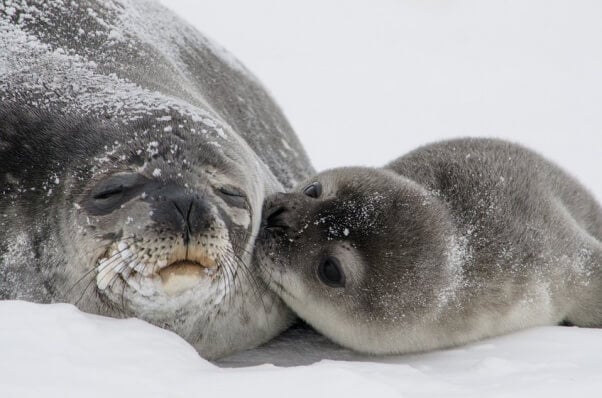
[160,0,602,199]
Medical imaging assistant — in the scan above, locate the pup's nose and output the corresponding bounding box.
[265,205,290,231]
[262,193,296,232]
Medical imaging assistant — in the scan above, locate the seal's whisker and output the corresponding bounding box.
[212,255,229,305]
[229,252,264,300]
[79,249,140,307]
[226,256,252,312]
[96,252,140,291]
[67,241,140,296]
[120,269,129,313]
[221,246,271,318]
[227,239,270,293]
[225,238,277,312]
[226,227,271,290]
[218,254,238,310]
[75,276,96,307]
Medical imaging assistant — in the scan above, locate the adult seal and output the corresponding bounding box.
[0,0,313,359]
[258,138,602,355]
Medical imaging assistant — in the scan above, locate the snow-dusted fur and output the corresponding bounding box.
[258,138,602,355]
[0,0,313,359]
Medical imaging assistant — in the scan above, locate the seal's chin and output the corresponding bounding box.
[159,260,217,296]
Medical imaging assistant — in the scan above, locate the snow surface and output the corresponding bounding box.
[1,301,601,398]
[2,1,602,397]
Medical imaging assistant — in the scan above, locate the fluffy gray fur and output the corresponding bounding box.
[257,138,602,355]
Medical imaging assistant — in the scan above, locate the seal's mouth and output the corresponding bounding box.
[161,260,209,274]
[96,241,220,296]
[158,259,218,296]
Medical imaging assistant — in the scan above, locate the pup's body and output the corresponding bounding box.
[257,138,602,354]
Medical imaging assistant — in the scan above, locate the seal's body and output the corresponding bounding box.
[0,0,313,359]
[258,138,602,355]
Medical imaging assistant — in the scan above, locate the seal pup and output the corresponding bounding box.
[257,138,602,355]
[0,0,313,359]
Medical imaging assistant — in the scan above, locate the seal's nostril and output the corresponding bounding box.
[150,186,211,243]
[171,199,194,245]
[265,206,290,230]
[266,205,286,220]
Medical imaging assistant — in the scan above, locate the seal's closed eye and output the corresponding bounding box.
[88,173,148,214]
[217,185,248,208]
[93,185,124,200]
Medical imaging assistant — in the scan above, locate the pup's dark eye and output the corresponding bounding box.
[303,182,322,198]
[317,256,345,288]
[218,185,247,208]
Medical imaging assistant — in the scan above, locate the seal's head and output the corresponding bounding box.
[257,167,461,354]
[0,106,292,359]
[1,0,313,359]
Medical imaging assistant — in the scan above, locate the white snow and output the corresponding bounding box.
[2,0,602,396]
[0,301,601,398]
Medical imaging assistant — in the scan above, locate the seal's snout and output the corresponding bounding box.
[264,205,290,231]
[169,193,210,243]
[150,188,211,239]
